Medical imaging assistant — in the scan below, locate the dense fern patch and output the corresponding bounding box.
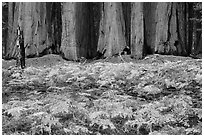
[2,54,202,135]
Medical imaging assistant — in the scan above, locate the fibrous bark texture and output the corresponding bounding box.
[143,2,157,54]
[131,2,144,59]
[3,2,200,60]
[61,2,96,60]
[2,3,8,58]
[154,2,187,55]
[122,2,131,48]
[61,2,78,60]
[5,2,61,58]
[6,2,19,58]
[97,2,127,57]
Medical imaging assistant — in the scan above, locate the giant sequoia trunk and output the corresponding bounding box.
[3,2,201,60]
[61,2,96,60]
[2,3,8,58]
[122,3,131,49]
[97,2,127,57]
[143,2,157,54]
[5,2,61,59]
[6,2,19,58]
[154,2,187,55]
[131,2,144,59]
[47,3,62,54]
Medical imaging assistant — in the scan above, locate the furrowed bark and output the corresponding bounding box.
[131,2,144,59]
[97,2,127,57]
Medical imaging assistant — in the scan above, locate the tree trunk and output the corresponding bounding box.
[24,2,53,57]
[154,2,173,54]
[185,2,190,55]
[61,2,94,60]
[122,2,131,48]
[97,2,127,57]
[2,3,8,58]
[6,2,19,58]
[46,3,62,54]
[131,2,144,59]
[191,5,197,55]
[87,3,98,58]
[154,2,188,55]
[6,2,13,58]
[143,2,158,54]
[177,2,187,55]
[91,3,101,57]
[5,2,61,59]
[4,2,198,60]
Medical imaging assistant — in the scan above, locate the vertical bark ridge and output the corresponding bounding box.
[131,2,144,59]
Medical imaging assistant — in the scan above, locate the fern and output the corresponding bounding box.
[2,55,202,135]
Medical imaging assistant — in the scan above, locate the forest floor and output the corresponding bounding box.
[2,54,202,135]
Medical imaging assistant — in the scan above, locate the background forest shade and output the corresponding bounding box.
[2,2,202,60]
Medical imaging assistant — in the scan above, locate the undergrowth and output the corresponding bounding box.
[2,55,202,135]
